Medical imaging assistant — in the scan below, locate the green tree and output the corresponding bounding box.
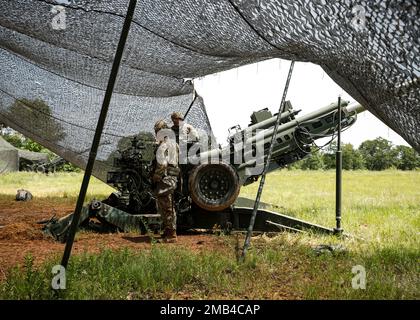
[3,132,46,154]
[358,137,397,170]
[321,142,365,170]
[23,139,44,152]
[342,143,365,170]
[322,142,336,170]
[2,133,25,149]
[395,145,420,170]
[287,161,303,170]
[7,98,65,143]
[300,148,324,170]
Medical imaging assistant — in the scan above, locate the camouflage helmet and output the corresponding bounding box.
[154,120,168,133]
[171,111,184,121]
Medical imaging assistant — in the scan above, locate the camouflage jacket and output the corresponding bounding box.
[154,137,180,178]
[171,122,199,143]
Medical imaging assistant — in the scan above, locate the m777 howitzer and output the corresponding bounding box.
[43,101,365,242]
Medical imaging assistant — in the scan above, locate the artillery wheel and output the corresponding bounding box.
[35,164,46,174]
[188,162,240,211]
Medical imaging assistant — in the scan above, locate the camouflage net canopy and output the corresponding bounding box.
[0,0,419,180]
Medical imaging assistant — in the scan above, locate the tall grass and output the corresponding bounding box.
[240,170,420,245]
[1,235,418,300]
[1,246,258,300]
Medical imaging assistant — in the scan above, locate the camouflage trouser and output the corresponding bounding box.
[155,175,177,231]
[156,193,176,231]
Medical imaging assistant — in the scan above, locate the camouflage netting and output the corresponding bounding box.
[0,0,419,180]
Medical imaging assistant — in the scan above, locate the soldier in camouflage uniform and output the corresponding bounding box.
[170,111,199,144]
[153,120,180,243]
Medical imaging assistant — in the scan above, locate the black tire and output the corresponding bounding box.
[36,165,46,174]
[188,162,240,211]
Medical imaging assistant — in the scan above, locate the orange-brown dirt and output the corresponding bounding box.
[0,197,226,280]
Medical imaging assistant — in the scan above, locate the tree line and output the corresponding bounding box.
[291,137,420,171]
[1,127,419,172]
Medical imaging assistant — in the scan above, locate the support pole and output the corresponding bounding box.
[334,96,343,235]
[183,90,197,119]
[60,0,138,268]
[240,60,295,261]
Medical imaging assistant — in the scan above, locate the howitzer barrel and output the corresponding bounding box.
[196,101,364,163]
[192,108,299,163]
[237,102,365,174]
[248,100,350,145]
[247,102,364,151]
[345,103,365,114]
[184,101,365,210]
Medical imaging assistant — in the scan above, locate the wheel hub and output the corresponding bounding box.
[199,168,230,202]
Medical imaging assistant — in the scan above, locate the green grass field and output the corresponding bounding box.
[0,171,114,202]
[0,170,419,299]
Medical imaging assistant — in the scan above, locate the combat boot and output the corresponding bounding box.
[162,228,177,243]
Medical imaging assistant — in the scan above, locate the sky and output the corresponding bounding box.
[194,59,410,148]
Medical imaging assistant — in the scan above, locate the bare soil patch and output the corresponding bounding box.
[0,197,226,279]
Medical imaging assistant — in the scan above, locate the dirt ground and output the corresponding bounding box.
[0,197,225,279]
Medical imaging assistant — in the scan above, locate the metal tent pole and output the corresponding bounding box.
[183,90,197,119]
[334,96,343,235]
[240,60,295,261]
[60,0,138,269]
